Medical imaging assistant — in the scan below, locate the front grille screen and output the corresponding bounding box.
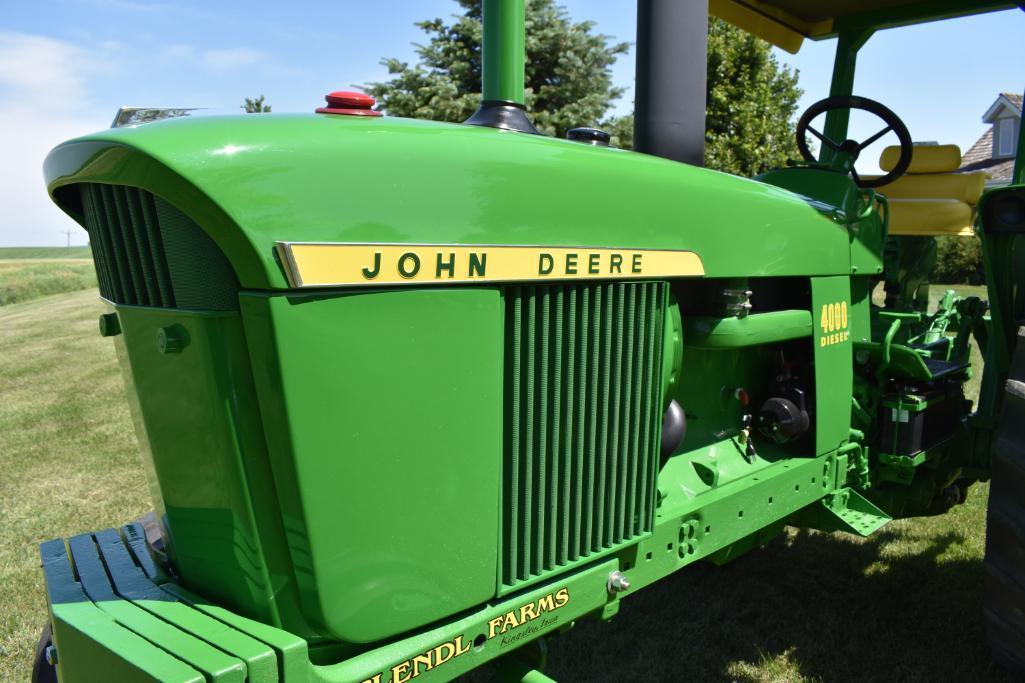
[503,281,667,590]
[79,183,239,310]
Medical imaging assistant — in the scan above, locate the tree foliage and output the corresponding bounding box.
[704,19,802,175]
[242,95,271,113]
[933,235,984,284]
[365,0,627,139]
[366,2,803,176]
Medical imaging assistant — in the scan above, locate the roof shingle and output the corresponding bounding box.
[959,94,1021,182]
[1002,92,1023,111]
[961,127,993,167]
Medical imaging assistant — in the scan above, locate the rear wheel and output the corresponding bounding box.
[985,327,1025,672]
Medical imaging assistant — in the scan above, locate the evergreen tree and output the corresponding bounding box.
[365,0,626,140]
[366,3,803,175]
[242,95,271,113]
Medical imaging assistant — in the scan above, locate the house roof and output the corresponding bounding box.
[959,125,1015,181]
[983,92,1023,123]
[958,92,1022,182]
[961,127,993,167]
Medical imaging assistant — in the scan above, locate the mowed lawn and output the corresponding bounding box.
[0,282,1008,681]
[0,247,91,260]
[0,247,96,306]
[0,290,149,681]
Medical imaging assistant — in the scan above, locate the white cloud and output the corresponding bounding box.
[0,32,108,246]
[0,32,91,99]
[202,47,264,69]
[166,43,197,59]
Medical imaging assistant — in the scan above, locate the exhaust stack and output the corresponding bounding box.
[634,0,708,165]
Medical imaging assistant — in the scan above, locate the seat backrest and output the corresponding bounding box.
[873,144,987,206]
[880,144,962,175]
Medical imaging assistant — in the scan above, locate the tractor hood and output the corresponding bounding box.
[45,113,850,289]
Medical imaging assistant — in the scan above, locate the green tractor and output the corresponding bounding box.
[31,1,1025,680]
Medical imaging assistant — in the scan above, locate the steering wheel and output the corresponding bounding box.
[795,95,913,189]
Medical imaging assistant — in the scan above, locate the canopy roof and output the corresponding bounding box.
[710,0,1018,53]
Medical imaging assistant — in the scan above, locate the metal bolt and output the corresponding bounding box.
[45,645,57,666]
[607,570,630,593]
[157,325,186,354]
[98,312,121,337]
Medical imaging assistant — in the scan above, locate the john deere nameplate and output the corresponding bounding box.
[277,242,705,287]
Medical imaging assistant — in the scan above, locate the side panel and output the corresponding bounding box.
[812,276,854,453]
[240,288,504,644]
[114,306,292,628]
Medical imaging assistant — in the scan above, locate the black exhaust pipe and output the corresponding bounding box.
[634,0,708,165]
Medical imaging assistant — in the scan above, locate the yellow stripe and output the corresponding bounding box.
[277,243,705,288]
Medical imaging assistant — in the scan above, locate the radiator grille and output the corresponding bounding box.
[503,281,667,589]
[79,183,239,310]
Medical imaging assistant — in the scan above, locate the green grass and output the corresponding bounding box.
[0,260,97,306]
[541,495,1004,682]
[0,284,1006,682]
[0,246,92,260]
[0,289,149,681]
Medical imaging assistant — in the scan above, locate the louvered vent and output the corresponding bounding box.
[79,183,239,310]
[502,281,667,590]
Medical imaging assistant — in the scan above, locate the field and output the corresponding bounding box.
[0,247,92,260]
[0,246,96,306]
[0,280,1008,682]
[0,290,147,681]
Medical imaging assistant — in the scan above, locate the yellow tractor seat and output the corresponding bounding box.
[865,144,988,237]
[886,198,973,237]
[872,172,987,205]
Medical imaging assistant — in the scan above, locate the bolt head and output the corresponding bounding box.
[607,570,630,593]
[98,312,121,337]
[157,325,186,354]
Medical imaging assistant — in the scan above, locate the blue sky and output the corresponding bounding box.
[1,0,1023,246]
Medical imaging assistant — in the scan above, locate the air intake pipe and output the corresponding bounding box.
[465,0,540,134]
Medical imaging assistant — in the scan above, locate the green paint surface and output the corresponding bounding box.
[241,287,504,643]
[44,114,848,290]
[812,276,855,454]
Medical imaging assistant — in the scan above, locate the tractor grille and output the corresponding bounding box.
[79,183,238,310]
[502,281,667,590]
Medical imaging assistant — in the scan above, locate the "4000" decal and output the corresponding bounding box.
[819,301,850,348]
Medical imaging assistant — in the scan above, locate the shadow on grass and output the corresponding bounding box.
[523,527,1010,682]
